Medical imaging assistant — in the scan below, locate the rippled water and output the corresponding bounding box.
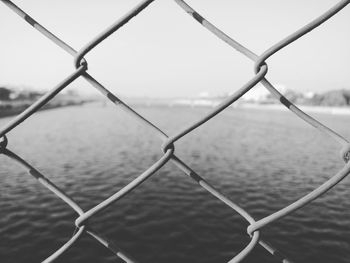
[1,103,350,263]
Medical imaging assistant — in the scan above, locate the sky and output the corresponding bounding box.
[0,0,349,98]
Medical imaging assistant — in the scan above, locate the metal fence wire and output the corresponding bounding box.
[1,0,350,262]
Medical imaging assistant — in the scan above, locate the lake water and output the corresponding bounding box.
[0,103,350,263]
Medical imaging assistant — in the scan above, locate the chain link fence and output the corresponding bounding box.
[1,0,350,262]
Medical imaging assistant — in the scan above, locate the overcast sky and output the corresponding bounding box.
[0,0,349,98]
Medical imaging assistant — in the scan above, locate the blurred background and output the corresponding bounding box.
[1,1,350,262]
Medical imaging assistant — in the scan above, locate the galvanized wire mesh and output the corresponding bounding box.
[1,0,350,262]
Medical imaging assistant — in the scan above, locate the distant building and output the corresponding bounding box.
[11,90,43,100]
[304,91,315,99]
[0,87,11,100]
[241,84,270,102]
[199,91,210,98]
[241,83,289,103]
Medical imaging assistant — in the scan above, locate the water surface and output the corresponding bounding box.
[1,103,350,263]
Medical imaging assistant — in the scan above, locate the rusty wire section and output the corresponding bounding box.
[1,0,350,262]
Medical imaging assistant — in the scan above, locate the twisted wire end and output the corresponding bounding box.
[161,140,175,154]
[340,144,350,163]
[0,135,8,153]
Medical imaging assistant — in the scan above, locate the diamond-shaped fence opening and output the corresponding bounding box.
[1,0,350,262]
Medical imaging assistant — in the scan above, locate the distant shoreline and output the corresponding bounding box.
[235,103,350,115]
[2,100,350,120]
[129,100,350,115]
[0,101,84,119]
